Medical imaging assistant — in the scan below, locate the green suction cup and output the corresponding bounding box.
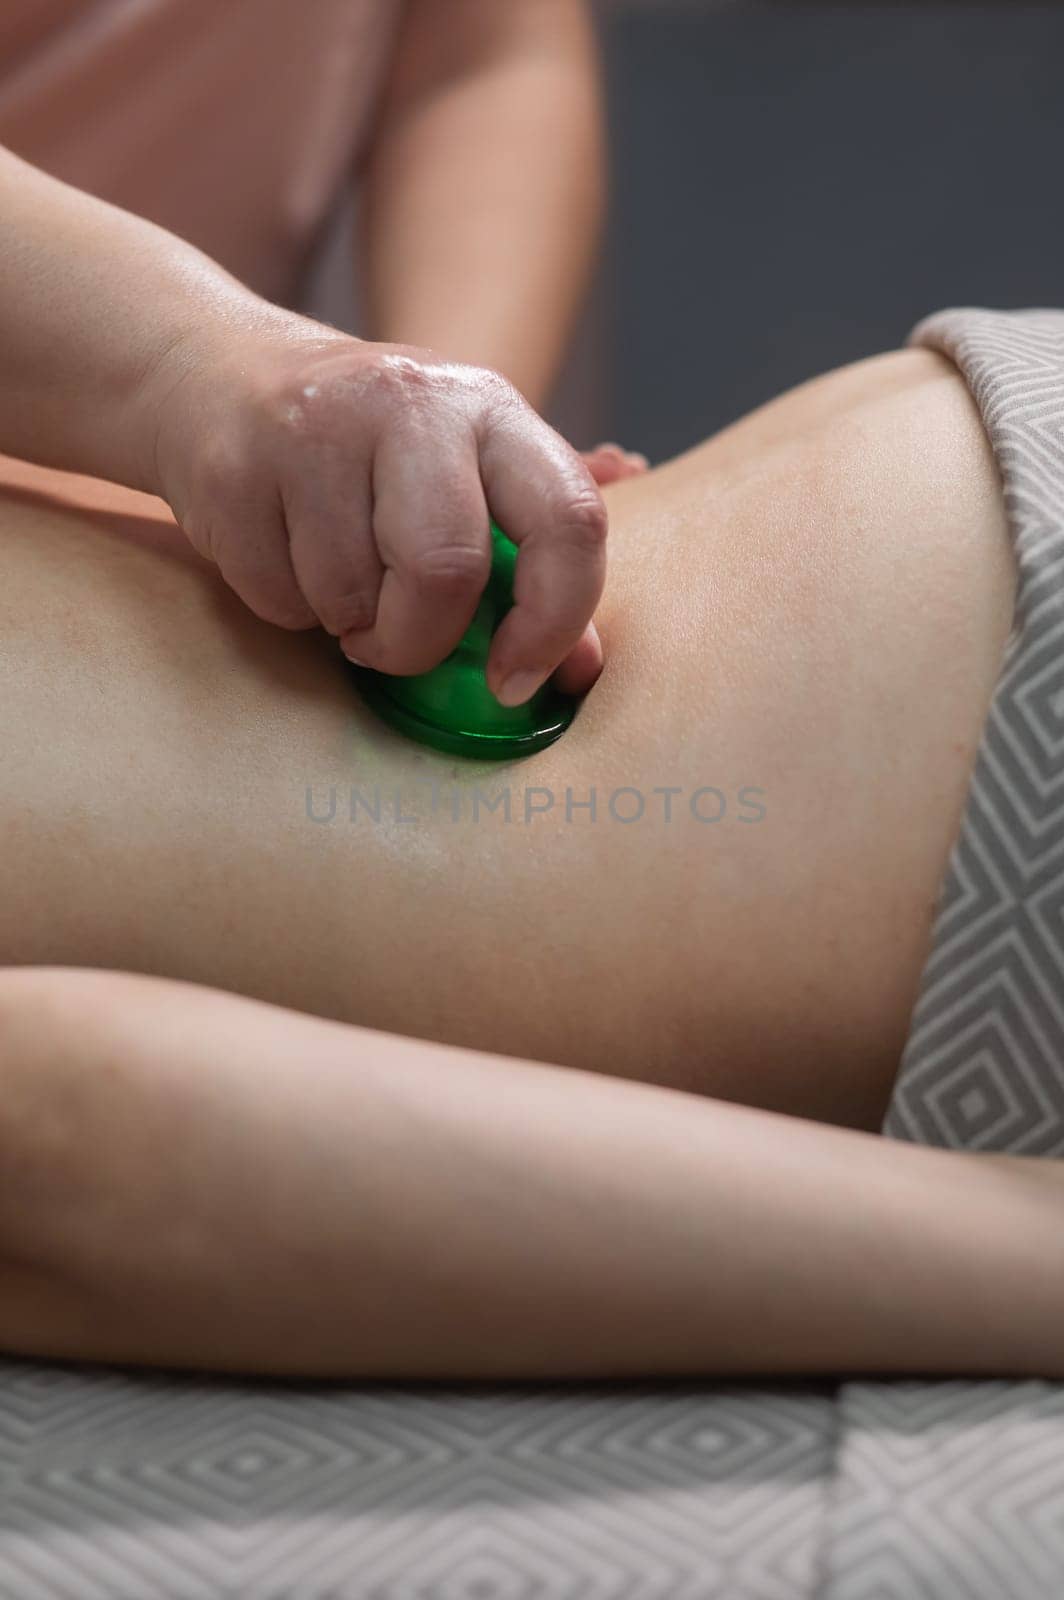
[350,520,576,760]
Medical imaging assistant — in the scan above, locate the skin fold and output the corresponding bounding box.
[0,346,1013,1132]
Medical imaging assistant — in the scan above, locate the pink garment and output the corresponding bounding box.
[0,0,403,303]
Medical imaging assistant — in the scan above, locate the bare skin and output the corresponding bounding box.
[0,346,1012,1131]
[0,962,1061,1381]
[3,343,1057,1384]
[0,142,608,696]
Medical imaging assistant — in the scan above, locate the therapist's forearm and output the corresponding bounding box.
[361,0,606,410]
[0,144,313,492]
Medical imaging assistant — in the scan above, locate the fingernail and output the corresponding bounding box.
[496,669,545,707]
[343,649,370,668]
[629,453,649,468]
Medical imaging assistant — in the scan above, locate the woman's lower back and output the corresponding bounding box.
[0,347,1013,1128]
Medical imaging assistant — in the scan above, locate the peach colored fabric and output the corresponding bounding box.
[0,0,403,303]
[0,449,174,524]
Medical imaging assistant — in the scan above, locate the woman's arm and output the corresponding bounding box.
[0,141,606,695]
[2,965,1063,1381]
[0,143,305,493]
[360,0,606,408]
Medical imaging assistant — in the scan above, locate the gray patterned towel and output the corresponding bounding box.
[886,308,1064,1157]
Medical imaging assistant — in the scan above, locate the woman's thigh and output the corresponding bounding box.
[0,348,1014,1127]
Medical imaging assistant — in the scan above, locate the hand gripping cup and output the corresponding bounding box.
[349,520,577,759]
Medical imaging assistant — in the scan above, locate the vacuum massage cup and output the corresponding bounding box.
[349,519,577,759]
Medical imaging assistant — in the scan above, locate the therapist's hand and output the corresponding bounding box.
[147,324,607,704]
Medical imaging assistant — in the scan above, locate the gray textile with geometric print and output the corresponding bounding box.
[887,307,1064,1158]
[2,307,1063,1600]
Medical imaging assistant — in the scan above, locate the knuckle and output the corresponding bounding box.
[319,587,380,638]
[378,352,430,389]
[557,489,609,552]
[258,377,325,437]
[197,428,251,499]
[477,363,515,397]
[368,352,437,412]
[405,541,491,598]
[254,357,352,438]
[476,366,522,417]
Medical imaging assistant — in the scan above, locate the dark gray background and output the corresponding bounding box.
[584,1,1064,462]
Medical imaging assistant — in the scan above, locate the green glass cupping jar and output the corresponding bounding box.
[349,519,577,760]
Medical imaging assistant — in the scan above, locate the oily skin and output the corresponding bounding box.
[0,348,1014,1130]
